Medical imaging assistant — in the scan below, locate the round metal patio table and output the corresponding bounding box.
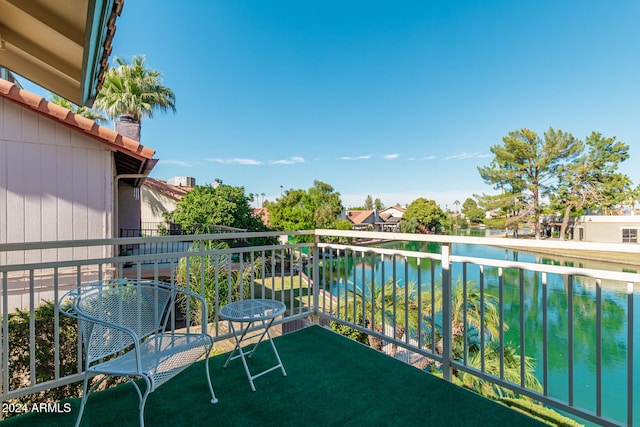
[219,299,287,391]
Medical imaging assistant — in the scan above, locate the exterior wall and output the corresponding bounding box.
[0,97,113,264]
[118,182,141,235]
[380,206,405,218]
[572,216,640,244]
[141,185,178,225]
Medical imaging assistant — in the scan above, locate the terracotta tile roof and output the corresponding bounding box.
[347,210,375,225]
[0,78,155,161]
[143,177,191,200]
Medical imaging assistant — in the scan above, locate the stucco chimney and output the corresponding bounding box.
[115,115,140,141]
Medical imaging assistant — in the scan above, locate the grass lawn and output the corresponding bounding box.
[253,276,311,312]
[252,275,335,313]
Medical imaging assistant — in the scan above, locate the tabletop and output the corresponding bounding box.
[219,299,286,322]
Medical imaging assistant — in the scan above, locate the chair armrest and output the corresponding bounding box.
[166,283,209,335]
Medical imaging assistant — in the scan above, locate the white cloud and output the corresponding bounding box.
[159,159,196,167]
[270,156,305,165]
[338,154,372,160]
[445,152,491,160]
[382,153,399,160]
[421,155,437,160]
[206,158,263,165]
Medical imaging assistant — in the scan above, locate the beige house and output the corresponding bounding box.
[140,177,192,233]
[572,215,640,244]
[379,205,406,219]
[378,206,405,232]
[0,79,156,265]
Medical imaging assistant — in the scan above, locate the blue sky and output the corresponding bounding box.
[22,1,640,209]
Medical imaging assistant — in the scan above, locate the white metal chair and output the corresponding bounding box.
[59,279,217,427]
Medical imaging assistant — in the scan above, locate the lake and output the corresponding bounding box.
[327,232,639,426]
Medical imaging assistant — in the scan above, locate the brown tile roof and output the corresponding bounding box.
[0,78,155,161]
[347,210,375,225]
[143,177,191,200]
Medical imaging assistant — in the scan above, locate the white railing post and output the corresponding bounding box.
[312,232,320,325]
[441,243,453,382]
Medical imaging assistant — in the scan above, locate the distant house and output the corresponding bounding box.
[571,215,640,244]
[0,78,156,264]
[346,210,377,231]
[380,206,406,218]
[344,206,406,232]
[140,177,193,233]
[378,206,405,232]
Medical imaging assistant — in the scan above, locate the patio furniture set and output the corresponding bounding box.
[59,279,287,427]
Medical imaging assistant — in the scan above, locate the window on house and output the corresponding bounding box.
[578,227,584,241]
[622,228,638,243]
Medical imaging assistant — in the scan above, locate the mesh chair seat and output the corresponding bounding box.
[89,333,214,389]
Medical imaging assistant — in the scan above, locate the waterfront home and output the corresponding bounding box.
[345,206,406,232]
[346,209,378,230]
[378,205,405,231]
[572,215,640,243]
[379,205,406,218]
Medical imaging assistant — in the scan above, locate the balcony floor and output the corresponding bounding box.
[3,326,545,427]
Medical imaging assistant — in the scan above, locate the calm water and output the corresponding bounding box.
[327,232,639,426]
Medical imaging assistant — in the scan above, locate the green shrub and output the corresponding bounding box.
[330,321,369,345]
[176,241,265,323]
[4,301,80,417]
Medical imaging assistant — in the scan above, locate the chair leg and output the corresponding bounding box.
[205,353,218,404]
[138,377,152,427]
[74,374,91,427]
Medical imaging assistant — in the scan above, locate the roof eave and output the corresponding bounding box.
[80,0,123,106]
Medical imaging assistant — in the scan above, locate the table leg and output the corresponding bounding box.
[264,319,287,377]
[223,321,258,391]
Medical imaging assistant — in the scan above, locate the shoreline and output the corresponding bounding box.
[356,236,640,268]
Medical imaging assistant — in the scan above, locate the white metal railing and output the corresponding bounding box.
[1,229,640,426]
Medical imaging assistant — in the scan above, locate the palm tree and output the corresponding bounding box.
[337,278,431,356]
[447,280,501,357]
[94,55,176,126]
[337,276,541,400]
[424,280,543,399]
[456,340,542,398]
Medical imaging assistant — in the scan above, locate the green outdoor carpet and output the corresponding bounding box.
[2,325,546,426]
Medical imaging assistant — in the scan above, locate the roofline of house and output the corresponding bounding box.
[0,78,155,161]
[143,177,191,200]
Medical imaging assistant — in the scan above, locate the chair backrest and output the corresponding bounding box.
[69,280,175,364]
